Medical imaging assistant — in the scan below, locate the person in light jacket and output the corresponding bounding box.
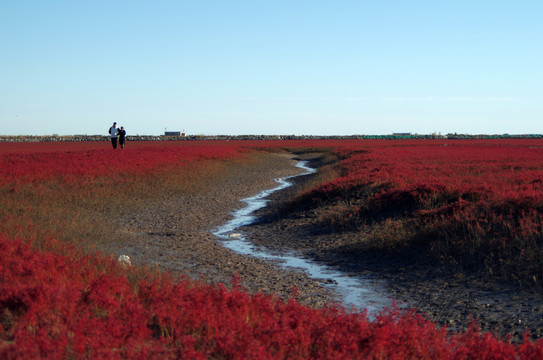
[108,122,119,149]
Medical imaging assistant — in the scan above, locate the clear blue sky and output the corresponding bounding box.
[1,1,541,136]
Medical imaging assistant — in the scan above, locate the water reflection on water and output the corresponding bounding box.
[213,161,391,315]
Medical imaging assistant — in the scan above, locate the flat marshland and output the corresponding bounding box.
[2,139,543,358]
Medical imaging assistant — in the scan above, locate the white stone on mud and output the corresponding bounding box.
[228,233,242,238]
[118,255,132,268]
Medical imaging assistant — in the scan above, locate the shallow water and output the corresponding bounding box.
[213,161,392,315]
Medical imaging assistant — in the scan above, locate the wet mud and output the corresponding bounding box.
[107,152,543,342]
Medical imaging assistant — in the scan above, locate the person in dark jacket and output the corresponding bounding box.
[118,126,127,149]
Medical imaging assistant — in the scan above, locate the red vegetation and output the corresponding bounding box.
[2,139,543,358]
[2,235,543,359]
[306,139,543,288]
[0,141,251,187]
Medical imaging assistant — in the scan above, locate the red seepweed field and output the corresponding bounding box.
[307,139,543,289]
[2,139,543,358]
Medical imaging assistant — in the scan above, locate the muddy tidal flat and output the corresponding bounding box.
[107,153,543,341]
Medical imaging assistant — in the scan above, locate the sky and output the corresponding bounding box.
[1,1,541,136]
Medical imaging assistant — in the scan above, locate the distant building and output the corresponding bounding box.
[164,131,184,136]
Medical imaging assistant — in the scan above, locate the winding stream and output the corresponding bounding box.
[213,161,392,315]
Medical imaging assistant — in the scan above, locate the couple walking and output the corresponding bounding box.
[108,122,126,149]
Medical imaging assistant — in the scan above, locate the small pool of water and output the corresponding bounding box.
[213,161,392,315]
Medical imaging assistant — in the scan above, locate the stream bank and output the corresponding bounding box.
[109,153,338,307]
[213,161,391,315]
[241,156,543,341]
[109,152,543,341]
